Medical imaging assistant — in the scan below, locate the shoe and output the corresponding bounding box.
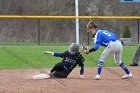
[95,74,100,80]
[122,73,133,79]
[47,71,51,75]
[129,63,138,66]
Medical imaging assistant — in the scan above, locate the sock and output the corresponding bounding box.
[97,61,104,75]
[98,66,102,75]
[119,61,130,74]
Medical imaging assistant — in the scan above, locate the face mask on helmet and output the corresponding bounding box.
[69,43,79,54]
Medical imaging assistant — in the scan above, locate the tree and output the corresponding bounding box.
[122,26,131,38]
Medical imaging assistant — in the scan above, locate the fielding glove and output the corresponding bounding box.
[81,44,88,50]
[81,44,89,54]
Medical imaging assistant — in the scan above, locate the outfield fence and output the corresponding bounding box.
[0,15,139,45]
[0,15,140,19]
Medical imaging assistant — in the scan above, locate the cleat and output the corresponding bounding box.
[95,74,100,80]
[122,73,133,79]
[129,63,138,66]
[47,71,51,75]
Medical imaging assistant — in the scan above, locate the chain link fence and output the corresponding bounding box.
[0,0,139,45]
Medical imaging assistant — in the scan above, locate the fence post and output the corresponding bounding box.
[138,19,140,44]
[38,18,40,45]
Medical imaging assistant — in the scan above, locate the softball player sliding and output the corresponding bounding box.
[82,21,133,80]
[44,43,85,78]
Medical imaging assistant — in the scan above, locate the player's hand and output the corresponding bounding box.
[83,49,90,54]
[44,51,52,55]
[80,74,85,78]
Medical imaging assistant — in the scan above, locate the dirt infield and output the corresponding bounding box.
[0,67,140,93]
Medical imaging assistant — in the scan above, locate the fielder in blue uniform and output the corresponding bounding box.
[44,43,85,78]
[82,21,133,80]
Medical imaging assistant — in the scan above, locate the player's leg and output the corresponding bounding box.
[50,62,64,73]
[114,51,131,73]
[49,62,68,78]
[114,41,132,79]
[52,71,68,78]
[95,45,114,80]
[115,53,133,79]
[130,44,140,66]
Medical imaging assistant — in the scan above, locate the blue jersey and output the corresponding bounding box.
[93,29,118,50]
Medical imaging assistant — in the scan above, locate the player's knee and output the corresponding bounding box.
[116,62,120,65]
[99,58,105,62]
[116,61,122,65]
[55,63,63,68]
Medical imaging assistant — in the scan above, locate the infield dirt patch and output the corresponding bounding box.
[0,67,140,93]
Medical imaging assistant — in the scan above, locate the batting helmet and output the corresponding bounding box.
[69,43,79,54]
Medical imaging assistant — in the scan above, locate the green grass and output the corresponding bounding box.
[0,45,137,70]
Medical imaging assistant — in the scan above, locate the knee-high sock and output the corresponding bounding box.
[97,61,104,75]
[119,61,130,74]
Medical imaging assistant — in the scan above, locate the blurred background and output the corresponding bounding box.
[0,0,139,45]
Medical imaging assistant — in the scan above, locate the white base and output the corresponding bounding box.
[33,73,50,79]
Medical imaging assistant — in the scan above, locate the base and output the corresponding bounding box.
[33,73,50,79]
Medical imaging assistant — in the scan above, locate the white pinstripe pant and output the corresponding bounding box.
[99,40,123,65]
